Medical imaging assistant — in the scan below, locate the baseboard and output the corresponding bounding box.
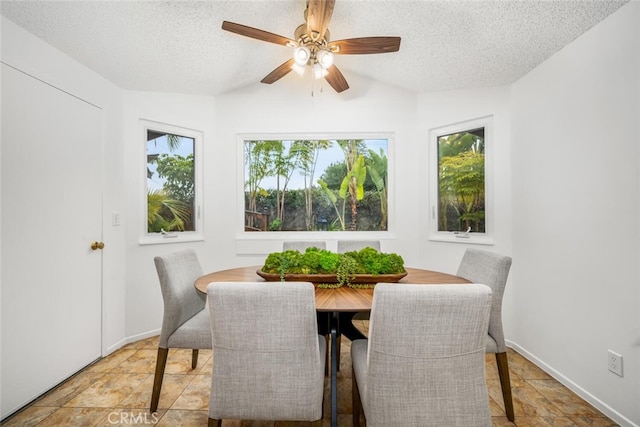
[507,340,638,427]
[103,328,160,357]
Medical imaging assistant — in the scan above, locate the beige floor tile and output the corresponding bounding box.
[63,373,148,408]
[0,406,58,427]
[509,351,554,381]
[35,407,112,427]
[110,349,158,374]
[85,349,137,373]
[169,374,210,410]
[491,415,517,426]
[511,380,567,418]
[528,379,608,417]
[119,373,195,410]
[569,416,621,427]
[155,409,209,426]
[32,371,105,407]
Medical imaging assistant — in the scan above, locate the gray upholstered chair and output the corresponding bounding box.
[282,241,326,252]
[150,249,211,413]
[457,248,514,421]
[337,240,380,253]
[206,281,326,426]
[352,283,493,427]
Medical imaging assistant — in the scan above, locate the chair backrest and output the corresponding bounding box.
[282,241,326,252]
[365,283,492,426]
[337,240,381,253]
[456,248,512,352]
[207,281,324,421]
[154,249,205,348]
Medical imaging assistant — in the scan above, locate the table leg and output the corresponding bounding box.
[338,312,367,341]
[330,311,338,427]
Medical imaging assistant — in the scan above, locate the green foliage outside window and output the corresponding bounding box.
[147,131,195,233]
[244,138,389,232]
[438,128,485,233]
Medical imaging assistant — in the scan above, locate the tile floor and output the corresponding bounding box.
[1,320,619,427]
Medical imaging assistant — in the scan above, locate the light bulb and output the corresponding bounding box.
[313,63,323,79]
[292,62,306,76]
[316,49,334,69]
[293,46,311,66]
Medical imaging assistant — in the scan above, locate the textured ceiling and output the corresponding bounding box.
[0,0,629,95]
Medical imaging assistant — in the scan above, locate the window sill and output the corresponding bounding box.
[428,233,494,245]
[139,233,204,245]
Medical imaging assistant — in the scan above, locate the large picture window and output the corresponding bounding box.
[242,136,391,232]
[142,120,203,243]
[429,117,492,243]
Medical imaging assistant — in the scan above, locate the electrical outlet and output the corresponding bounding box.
[608,350,623,377]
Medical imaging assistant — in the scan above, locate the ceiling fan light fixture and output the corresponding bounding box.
[293,46,311,66]
[317,49,334,68]
[312,62,328,79]
[292,62,306,76]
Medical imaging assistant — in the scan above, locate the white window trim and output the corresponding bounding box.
[139,119,204,245]
[235,132,396,242]
[428,116,494,245]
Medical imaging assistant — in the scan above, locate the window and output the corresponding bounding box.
[241,135,391,232]
[429,117,493,243]
[142,120,203,243]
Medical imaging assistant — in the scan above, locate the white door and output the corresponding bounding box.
[1,63,103,418]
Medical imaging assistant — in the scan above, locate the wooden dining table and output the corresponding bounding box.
[194,265,470,427]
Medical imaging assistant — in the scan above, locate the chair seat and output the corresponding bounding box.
[166,308,211,349]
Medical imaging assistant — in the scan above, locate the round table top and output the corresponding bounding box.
[195,266,469,312]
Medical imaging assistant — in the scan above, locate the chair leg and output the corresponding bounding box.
[150,347,169,413]
[207,418,222,427]
[191,349,199,369]
[352,369,362,427]
[496,352,515,422]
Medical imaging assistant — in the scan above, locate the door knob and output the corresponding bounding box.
[90,241,105,250]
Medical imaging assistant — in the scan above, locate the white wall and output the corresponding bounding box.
[511,2,640,425]
[416,86,513,272]
[0,17,128,357]
[122,91,215,338]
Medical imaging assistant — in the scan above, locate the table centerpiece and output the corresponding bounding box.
[257,246,407,288]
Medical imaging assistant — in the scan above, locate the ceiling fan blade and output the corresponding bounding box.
[222,21,295,47]
[261,58,295,84]
[324,64,349,93]
[328,37,401,54]
[306,0,335,41]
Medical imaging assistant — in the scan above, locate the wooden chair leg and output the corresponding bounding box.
[496,352,514,422]
[352,369,362,427]
[191,349,199,369]
[150,347,168,413]
[207,418,222,427]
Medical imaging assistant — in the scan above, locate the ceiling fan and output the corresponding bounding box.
[221,0,401,93]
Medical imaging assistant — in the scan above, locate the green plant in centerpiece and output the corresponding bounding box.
[261,246,406,288]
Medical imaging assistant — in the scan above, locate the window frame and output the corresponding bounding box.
[428,116,494,245]
[235,132,396,240]
[140,119,204,245]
